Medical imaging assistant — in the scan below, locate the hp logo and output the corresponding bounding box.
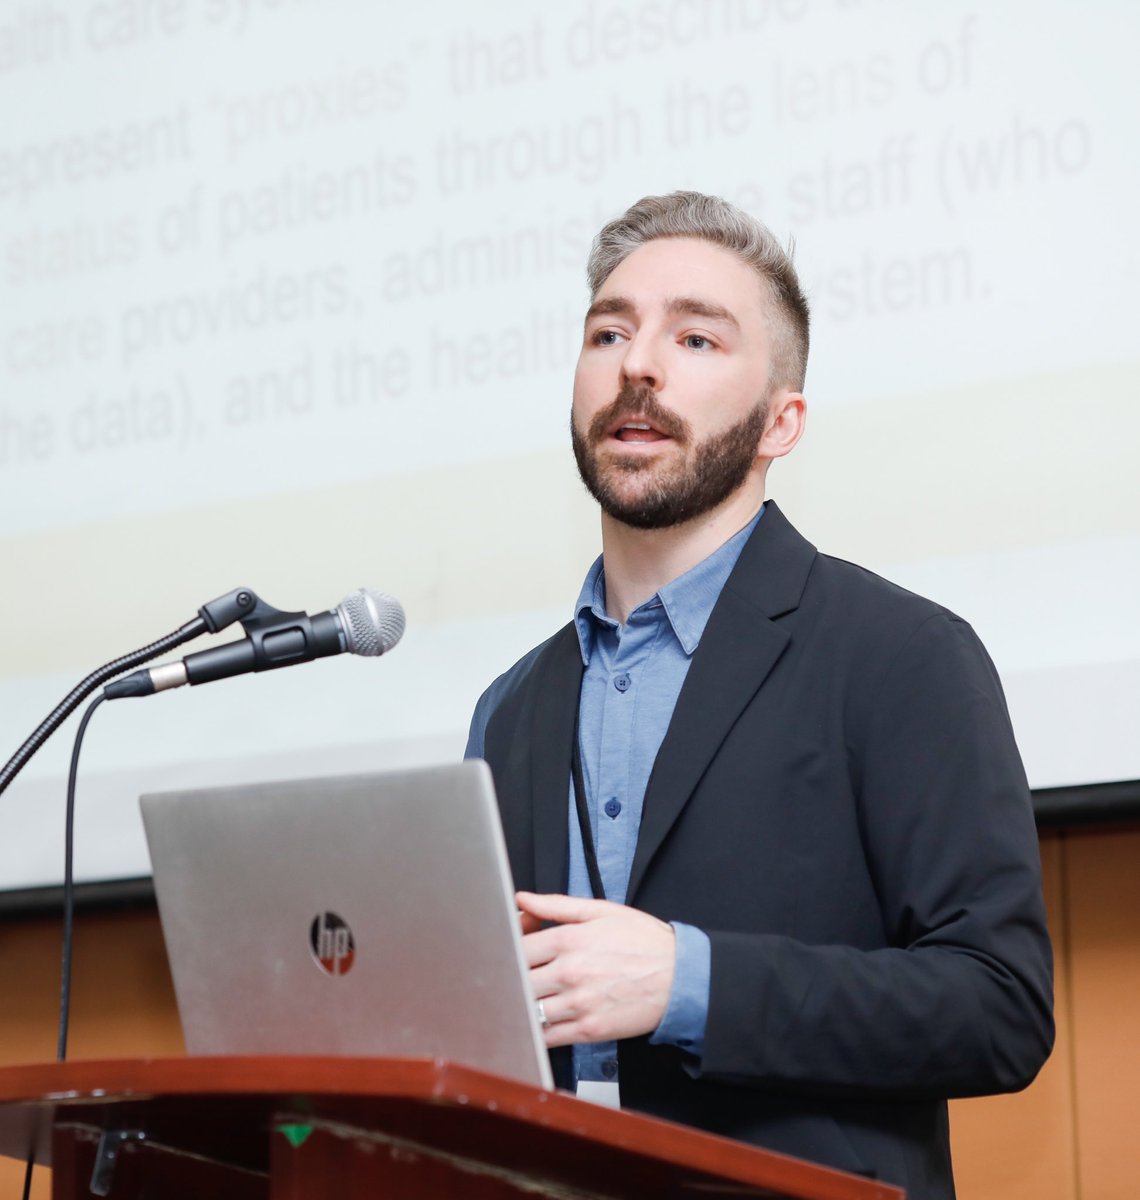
[309,911,355,976]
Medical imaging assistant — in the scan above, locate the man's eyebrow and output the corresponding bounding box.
[584,296,635,321]
[583,295,741,331]
[666,296,740,330]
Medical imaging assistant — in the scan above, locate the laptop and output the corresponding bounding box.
[140,760,553,1090]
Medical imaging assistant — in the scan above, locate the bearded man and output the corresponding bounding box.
[465,191,1053,1199]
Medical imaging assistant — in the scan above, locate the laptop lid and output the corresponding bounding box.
[140,760,553,1090]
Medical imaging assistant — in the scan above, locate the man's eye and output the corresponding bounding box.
[685,334,712,351]
[593,329,621,346]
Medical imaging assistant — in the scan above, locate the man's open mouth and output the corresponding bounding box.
[611,420,670,444]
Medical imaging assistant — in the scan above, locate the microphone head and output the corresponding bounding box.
[336,589,406,656]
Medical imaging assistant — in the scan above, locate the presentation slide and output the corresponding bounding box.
[1,0,1137,891]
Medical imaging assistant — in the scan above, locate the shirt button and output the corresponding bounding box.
[604,797,622,819]
[601,1058,618,1079]
[614,673,631,692]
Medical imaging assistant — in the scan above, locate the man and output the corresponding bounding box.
[465,191,1053,1197]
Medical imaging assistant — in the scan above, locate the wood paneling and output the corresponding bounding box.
[0,909,183,1197]
[949,833,1077,1199]
[1066,828,1140,1200]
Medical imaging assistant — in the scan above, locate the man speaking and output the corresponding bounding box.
[466,191,1053,1197]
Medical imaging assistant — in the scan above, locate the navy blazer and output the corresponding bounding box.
[475,501,1054,1198]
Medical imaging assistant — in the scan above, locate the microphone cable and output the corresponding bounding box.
[57,693,105,1063]
[21,691,106,1200]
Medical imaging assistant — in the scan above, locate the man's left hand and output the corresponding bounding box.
[517,891,676,1047]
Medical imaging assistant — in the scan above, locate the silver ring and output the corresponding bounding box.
[536,999,550,1029]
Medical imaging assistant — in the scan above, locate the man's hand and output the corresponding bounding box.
[517,891,676,1047]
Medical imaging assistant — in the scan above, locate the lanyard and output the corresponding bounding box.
[570,710,607,902]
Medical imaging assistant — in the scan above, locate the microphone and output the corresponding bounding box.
[105,589,405,699]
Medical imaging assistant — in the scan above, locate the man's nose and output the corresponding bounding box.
[619,332,664,392]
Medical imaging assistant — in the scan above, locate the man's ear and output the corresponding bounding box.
[757,391,807,463]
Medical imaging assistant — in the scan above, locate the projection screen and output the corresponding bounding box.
[1,0,1137,892]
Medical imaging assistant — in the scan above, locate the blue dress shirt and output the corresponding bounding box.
[465,507,763,1090]
[567,508,762,1085]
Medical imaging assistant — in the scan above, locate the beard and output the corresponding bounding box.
[571,381,769,530]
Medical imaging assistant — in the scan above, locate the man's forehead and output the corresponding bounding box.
[590,238,767,323]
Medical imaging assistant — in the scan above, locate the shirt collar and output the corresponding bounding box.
[573,505,764,664]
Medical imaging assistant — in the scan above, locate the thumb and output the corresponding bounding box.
[515,890,610,924]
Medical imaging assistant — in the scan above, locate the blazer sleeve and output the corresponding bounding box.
[698,612,1055,1100]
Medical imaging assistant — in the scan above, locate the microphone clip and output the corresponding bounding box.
[198,587,281,635]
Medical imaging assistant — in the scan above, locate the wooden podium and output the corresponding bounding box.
[0,1057,904,1199]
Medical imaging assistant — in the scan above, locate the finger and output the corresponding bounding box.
[543,1019,589,1049]
[534,986,580,1025]
[518,908,543,936]
[516,891,614,924]
[520,926,566,969]
[527,959,569,999]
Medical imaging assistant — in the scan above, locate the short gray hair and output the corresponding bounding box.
[586,191,810,390]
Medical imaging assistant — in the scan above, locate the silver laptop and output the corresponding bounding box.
[141,761,553,1089]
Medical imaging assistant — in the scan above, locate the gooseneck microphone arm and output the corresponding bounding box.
[0,587,259,799]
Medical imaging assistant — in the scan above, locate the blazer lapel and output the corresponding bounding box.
[627,502,816,902]
[526,624,584,895]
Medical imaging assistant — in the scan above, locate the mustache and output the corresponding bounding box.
[586,381,691,444]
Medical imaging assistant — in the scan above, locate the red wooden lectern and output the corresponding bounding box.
[0,1057,904,1199]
